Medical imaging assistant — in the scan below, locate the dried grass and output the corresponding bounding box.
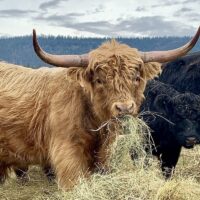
[1,116,200,200]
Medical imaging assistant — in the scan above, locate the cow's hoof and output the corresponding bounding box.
[15,168,29,184]
[46,173,56,182]
[43,167,55,182]
[162,167,173,179]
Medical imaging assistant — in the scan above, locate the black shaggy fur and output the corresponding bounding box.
[159,52,200,94]
[140,80,200,177]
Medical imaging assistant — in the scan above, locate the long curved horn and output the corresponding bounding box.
[140,26,200,63]
[33,29,89,67]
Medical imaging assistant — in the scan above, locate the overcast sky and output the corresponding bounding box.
[0,0,199,37]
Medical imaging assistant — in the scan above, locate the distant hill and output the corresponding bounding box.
[0,36,199,68]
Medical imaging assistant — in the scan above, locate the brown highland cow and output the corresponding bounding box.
[0,27,199,190]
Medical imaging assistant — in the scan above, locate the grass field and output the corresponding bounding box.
[1,117,200,200]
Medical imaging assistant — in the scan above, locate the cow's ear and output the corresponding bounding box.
[144,62,162,80]
[154,94,172,115]
[67,67,85,81]
[66,67,94,87]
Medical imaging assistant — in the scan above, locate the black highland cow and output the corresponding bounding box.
[140,80,200,177]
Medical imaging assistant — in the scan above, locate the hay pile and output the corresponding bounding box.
[1,116,200,200]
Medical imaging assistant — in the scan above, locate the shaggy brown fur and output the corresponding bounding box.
[0,40,161,190]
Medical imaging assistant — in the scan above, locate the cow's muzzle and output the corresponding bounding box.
[111,101,136,117]
[185,136,198,148]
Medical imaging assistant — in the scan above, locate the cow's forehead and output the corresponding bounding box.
[89,39,142,65]
[87,40,143,77]
[174,94,200,103]
[91,59,140,80]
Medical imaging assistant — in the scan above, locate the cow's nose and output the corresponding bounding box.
[186,136,197,144]
[113,101,135,115]
[185,136,197,148]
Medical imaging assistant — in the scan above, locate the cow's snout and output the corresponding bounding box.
[185,136,197,148]
[112,101,136,116]
[115,103,133,113]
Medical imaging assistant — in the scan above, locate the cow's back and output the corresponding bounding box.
[159,52,200,94]
[0,62,61,93]
[0,62,69,164]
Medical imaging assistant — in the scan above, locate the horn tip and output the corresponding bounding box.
[32,29,39,53]
[33,29,36,37]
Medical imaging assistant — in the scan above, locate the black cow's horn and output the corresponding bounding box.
[139,26,200,63]
[33,29,89,67]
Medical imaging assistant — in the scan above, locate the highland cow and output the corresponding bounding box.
[140,80,200,178]
[0,27,199,190]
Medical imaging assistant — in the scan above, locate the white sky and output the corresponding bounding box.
[0,0,199,37]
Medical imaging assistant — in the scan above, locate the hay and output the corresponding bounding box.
[1,116,200,200]
[63,117,163,200]
[0,167,59,200]
[156,179,200,200]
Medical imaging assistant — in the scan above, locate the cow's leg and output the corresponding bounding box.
[13,165,29,183]
[42,165,55,182]
[50,139,91,190]
[160,145,182,179]
[0,163,9,184]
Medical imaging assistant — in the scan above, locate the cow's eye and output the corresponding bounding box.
[136,74,140,82]
[95,78,103,85]
[134,71,140,82]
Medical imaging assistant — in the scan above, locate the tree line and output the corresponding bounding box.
[0,36,199,68]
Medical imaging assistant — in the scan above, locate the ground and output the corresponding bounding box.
[1,118,200,200]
